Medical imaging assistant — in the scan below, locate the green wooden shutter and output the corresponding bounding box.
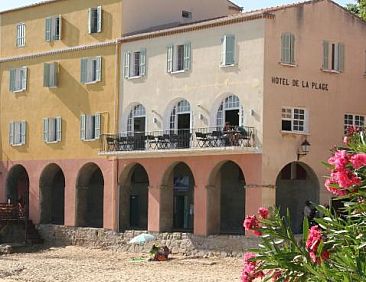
[80,114,86,140]
[43,118,49,142]
[167,45,173,73]
[21,121,26,145]
[97,6,102,33]
[9,69,15,92]
[281,33,286,63]
[22,67,27,91]
[338,43,345,72]
[139,49,146,77]
[184,42,191,71]
[94,113,101,140]
[80,58,88,83]
[221,36,226,65]
[44,63,50,87]
[290,33,295,64]
[88,8,92,34]
[45,17,52,41]
[56,116,62,142]
[322,41,329,70]
[124,52,130,78]
[96,56,102,82]
[225,35,235,65]
[52,62,58,87]
[9,122,14,145]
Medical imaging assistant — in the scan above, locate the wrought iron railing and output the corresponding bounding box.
[101,126,255,153]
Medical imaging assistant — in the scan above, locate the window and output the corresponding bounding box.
[182,10,192,19]
[88,6,102,34]
[322,41,344,72]
[124,49,146,79]
[45,15,62,41]
[9,121,26,146]
[221,35,236,66]
[281,33,295,65]
[16,23,26,47]
[44,62,58,88]
[167,43,191,73]
[80,57,102,84]
[9,67,27,92]
[43,117,62,143]
[80,113,101,141]
[281,107,307,133]
[344,114,365,134]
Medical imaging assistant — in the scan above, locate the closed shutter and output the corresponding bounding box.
[94,113,101,140]
[9,122,14,145]
[43,118,49,142]
[183,42,191,71]
[225,35,235,65]
[167,45,173,73]
[97,6,102,33]
[322,41,329,70]
[21,67,27,91]
[56,116,62,142]
[290,34,295,64]
[45,17,52,41]
[80,114,86,140]
[21,121,26,145]
[96,56,102,82]
[124,52,130,78]
[80,58,88,83]
[9,69,15,92]
[139,49,146,77]
[44,63,50,87]
[281,33,290,64]
[88,8,92,34]
[338,43,345,72]
[281,33,286,63]
[51,62,58,87]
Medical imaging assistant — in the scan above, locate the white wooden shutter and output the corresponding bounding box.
[88,8,92,34]
[80,114,86,140]
[184,42,191,71]
[322,41,329,70]
[221,36,226,65]
[43,118,49,142]
[80,58,88,83]
[56,116,62,142]
[44,63,50,87]
[94,113,101,140]
[97,6,102,33]
[9,69,15,92]
[9,122,14,145]
[338,43,345,72]
[45,17,52,41]
[139,49,146,77]
[124,52,130,78]
[167,45,173,73]
[21,121,26,145]
[225,35,235,65]
[290,33,295,64]
[21,67,27,91]
[96,56,102,82]
[281,33,286,63]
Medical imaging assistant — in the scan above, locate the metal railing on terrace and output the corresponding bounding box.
[100,126,256,153]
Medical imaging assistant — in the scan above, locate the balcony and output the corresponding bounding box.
[100,126,258,158]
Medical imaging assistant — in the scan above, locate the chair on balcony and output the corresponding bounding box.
[196,132,209,147]
[210,130,224,147]
[106,136,117,151]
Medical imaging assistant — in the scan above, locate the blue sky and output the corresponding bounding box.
[0,0,357,12]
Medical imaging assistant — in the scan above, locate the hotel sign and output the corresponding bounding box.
[271,76,329,91]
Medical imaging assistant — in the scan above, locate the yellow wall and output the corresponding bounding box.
[0,45,118,161]
[0,0,122,57]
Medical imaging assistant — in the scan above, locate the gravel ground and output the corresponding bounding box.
[0,246,242,282]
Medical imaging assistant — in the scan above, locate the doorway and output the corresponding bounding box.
[134,116,146,150]
[177,113,190,148]
[225,109,239,127]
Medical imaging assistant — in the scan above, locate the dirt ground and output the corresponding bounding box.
[0,246,243,282]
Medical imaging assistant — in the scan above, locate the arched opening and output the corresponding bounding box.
[160,162,195,232]
[119,164,149,231]
[208,161,245,235]
[216,95,243,129]
[127,104,146,150]
[39,164,65,225]
[169,99,191,148]
[6,165,29,215]
[275,162,319,234]
[76,163,104,228]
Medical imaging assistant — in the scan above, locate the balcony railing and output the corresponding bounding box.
[100,126,256,154]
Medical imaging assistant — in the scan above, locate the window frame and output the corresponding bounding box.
[9,67,27,93]
[43,62,59,88]
[16,23,26,48]
[43,116,62,143]
[221,34,236,67]
[80,113,101,141]
[9,121,26,146]
[281,107,308,134]
[123,49,146,79]
[88,6,102,34]
[322,41,344,73]
[45,15,62,42]
[167,43,191,74]
[344,113,365,134]
[280,32,295,66]
[80,56,102,84]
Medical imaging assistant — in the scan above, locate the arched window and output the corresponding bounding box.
[216,95,243,129]
[169,99,191,130]
[127,104,146,135]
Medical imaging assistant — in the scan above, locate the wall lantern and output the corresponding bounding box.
[297,138,311,160]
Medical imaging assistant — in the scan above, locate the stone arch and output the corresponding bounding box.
[6,164,29,215]
[119,163,149,231]
[39,163,65,225]
[207,160,246,235]
[121,102,148,133]
[163,98,192,131]
[160,162,195,232]
[76,163,104,228]
[275,161,319,234]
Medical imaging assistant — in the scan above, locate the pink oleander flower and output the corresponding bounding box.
[241,252,264,282]
[271,270,282,281]
[325,178,348,197]
[306,226,330,264]
[258,207,269,219]
[350,153,366,169]
[328,150,350,170]
[331,170,361,189]
[243,215,260,231]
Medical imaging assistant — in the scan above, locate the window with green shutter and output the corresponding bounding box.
[16,23,26,47]
[45,15,62,42]
[80,113,102,141]
[167,43,191,73]
[281,33,295,65]
[9,67,27,93]
[43,117,62,143]
[88,6,102,34]
[44,62,58,88]
[221,35,236,66]
[322,40,345,72]
[9,121,27,146]
[80,57,102,84]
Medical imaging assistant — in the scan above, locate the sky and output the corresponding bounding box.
[0,0,358,12]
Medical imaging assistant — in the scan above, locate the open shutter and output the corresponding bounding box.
[322,41,329,70]
[88,8,92,34]
[80,58,88,83]
[43,118,49,142]
[97,6,102,33]
[44,63,50,87]
[290,34,295,64]
[124,52,130,78]
[52,62,58,87]
[45,17,52,41]
[281,33,286,63]
[183,42,191,71]
[167,45,173,73]
[9,69,15,92]
[57,15,62,40]
[21,121,26,145]
[96,56,102,82]
[139,49,146,77]
[221,36,226,65]
[9,122,14,145]
[56,116,62,142]
[80,114,86,140]
[338,43,345,72]
[22,67,27,91]
[225,35,235,65]
[94,113,101,140]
